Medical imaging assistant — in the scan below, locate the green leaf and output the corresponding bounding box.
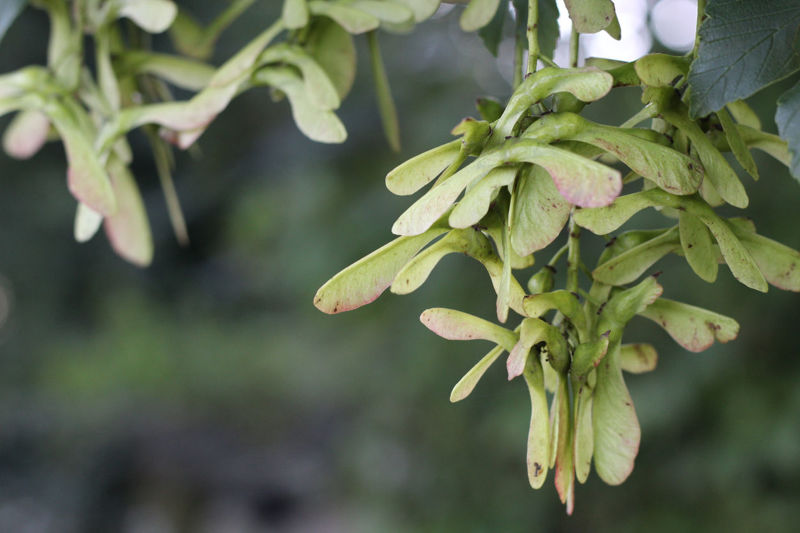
[392,139,620,236]
[460,0,502,32]
[0,0,26,45]
[717,106,759,179]
[254,67,347,143]
[592,338,640,486]
[119,0,178,33]
[103,160,154,267]
[679,212,718,283]
[510,164,570,255]
[563,0,615,33]
[313,225,448,313]
[450,344,505,402]
[775,79,800,178]
[283,0,309,29]
[385,139,462,195]
[308,1,380,33]
[687,0,800,117]
[306,18,357,100]
[420,307,518,350]
[449,166,518,228]
[367,31,401,151]
[478,0,506,56]
[592,227,679,285]
[619,343,657,374]
[476,96,505,122]
[639,298,739,352]
[523,354,550,489]
[2,109,49,159]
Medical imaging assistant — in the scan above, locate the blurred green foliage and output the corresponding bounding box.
[0,2,799,532]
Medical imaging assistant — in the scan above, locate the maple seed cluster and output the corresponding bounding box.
[315,57,800,514]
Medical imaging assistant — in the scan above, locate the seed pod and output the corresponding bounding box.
[385,139,462,195]
[450,344,505,402]
[592,337,640,486]
[571,335,610,377]
[638,298,739,352]
[527,266,555,295]
[593,227,679,285]
[619,343,657,374]
[523,353,550,489]
[460,0,502,32]
[313,224,448,314]
[679,211,718,282]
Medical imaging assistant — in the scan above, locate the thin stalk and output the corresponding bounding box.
[526,0,539,75]
[145,127,190,246]
[539,54,558,68]
[566,215,580,293]
[569,28,579,68]
[513,34,524,89]
[548,243,569,267]
[619,103,657,128]
[367,31,401,152]
[207,0,257,38]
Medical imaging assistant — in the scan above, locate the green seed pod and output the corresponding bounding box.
[527,266,555,295]
[554,92,585,114]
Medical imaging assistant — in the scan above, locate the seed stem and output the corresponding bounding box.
[526,0,539,75]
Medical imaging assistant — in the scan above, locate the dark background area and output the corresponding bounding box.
[1,2,799,532]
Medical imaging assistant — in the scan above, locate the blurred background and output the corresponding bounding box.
[1,1,799,532]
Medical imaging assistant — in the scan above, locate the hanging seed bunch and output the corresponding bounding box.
[0,0,439,264]
[315,0,800,513]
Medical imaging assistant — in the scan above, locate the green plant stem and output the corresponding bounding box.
[569,28,579,68]
[367,31,401,152]
[548,243,569,267]
[145,127,189,246]
[526,0,539,75]
[513,34,524,89]
[207,0,257,38]
[566,216,580,293]
[619,103,657,128]
[692,0,706,58]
